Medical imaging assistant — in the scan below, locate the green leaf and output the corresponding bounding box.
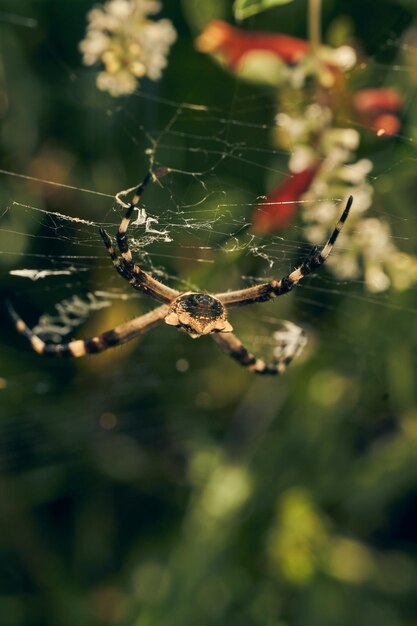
[234,0,294,20]
[182,0,227,33]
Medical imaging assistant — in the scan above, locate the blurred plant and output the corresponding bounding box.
[79,0,177,96]
[196,2,417,293]
[234,0,295,21]
[267,488,328,584]
[266,487,412,591]
[196,19,355,86]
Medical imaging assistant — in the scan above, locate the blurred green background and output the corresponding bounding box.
[1,1,417,625]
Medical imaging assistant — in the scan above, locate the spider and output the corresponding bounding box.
[7,170,352,375]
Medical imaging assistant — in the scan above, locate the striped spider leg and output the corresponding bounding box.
[7,300,169,358]
[8,181,352,375]
[211,196,353,374]
[212,321,307,376]
[216,195,353,307]
[99,169,180,304]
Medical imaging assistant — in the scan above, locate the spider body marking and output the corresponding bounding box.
[8,169,353,375]
[165,293,233,338]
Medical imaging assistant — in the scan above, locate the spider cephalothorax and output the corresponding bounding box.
[8,169,352,375]
[165,293,233,338]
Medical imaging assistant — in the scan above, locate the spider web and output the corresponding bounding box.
[0,3,417,423]
[2,6,417,626]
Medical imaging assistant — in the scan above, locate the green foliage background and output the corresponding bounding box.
[1,1,417,625]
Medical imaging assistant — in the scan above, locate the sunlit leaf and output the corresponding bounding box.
[234,0,294,20]
[181,0,227,33]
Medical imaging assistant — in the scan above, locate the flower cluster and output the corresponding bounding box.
[197,20,414,293]
[195,20,356,88]
[273,111,417,292]
[80,0,176,96]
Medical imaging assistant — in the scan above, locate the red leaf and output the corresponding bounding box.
[353,88,403,137]
[373,114,401,137]
[252,163,320,234]
[353,88,403,114]
[196,21,309,69]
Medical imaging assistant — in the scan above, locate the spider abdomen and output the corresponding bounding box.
[178,293,223,318]
[164,292,233,337]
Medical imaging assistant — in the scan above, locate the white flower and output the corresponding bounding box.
[388,252,417,290]
[304,223,329,243]
[135,18,177,80]
[79,0,176,96]
[267,41,415,294]
[365,264,391,292]
[96,69,137,96]
[322,128,360,152]
[345,184,373,213]
[303,201,338,225]
[326,253,360,280]
[288,45,356,89]
[276,112,308,143]
[319,45,357,71]
[289,145,317,172]
[79,31,110,64]
[337,159,373,185]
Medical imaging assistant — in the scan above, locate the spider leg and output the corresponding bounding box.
[100,170,179,303]
[216,196,353,306]
[99,226,135,282]
[6,300,169,358]
[116,171,152,266]
[99,226,177,303]
[211,328,305,376]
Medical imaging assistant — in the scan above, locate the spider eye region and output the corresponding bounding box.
[164,293,233,337]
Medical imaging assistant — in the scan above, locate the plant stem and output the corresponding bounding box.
[309,0,322,55]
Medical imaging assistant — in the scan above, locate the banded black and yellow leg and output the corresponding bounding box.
[217,195,353,307]
[273,194,353,295]
[100,169,180,303]
[116,171,152,266]
[99,226,134,281]
[211,332,299,376]
[6,300,169,358]
[99,225,180,303]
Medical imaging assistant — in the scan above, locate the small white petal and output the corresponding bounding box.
[327,252,361,279]
[322,128,360,152]
[319,45,357,70]
[97,70,138,95]
[289,146,317,173]
[365,265,391,292]
[338,159,373,184]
